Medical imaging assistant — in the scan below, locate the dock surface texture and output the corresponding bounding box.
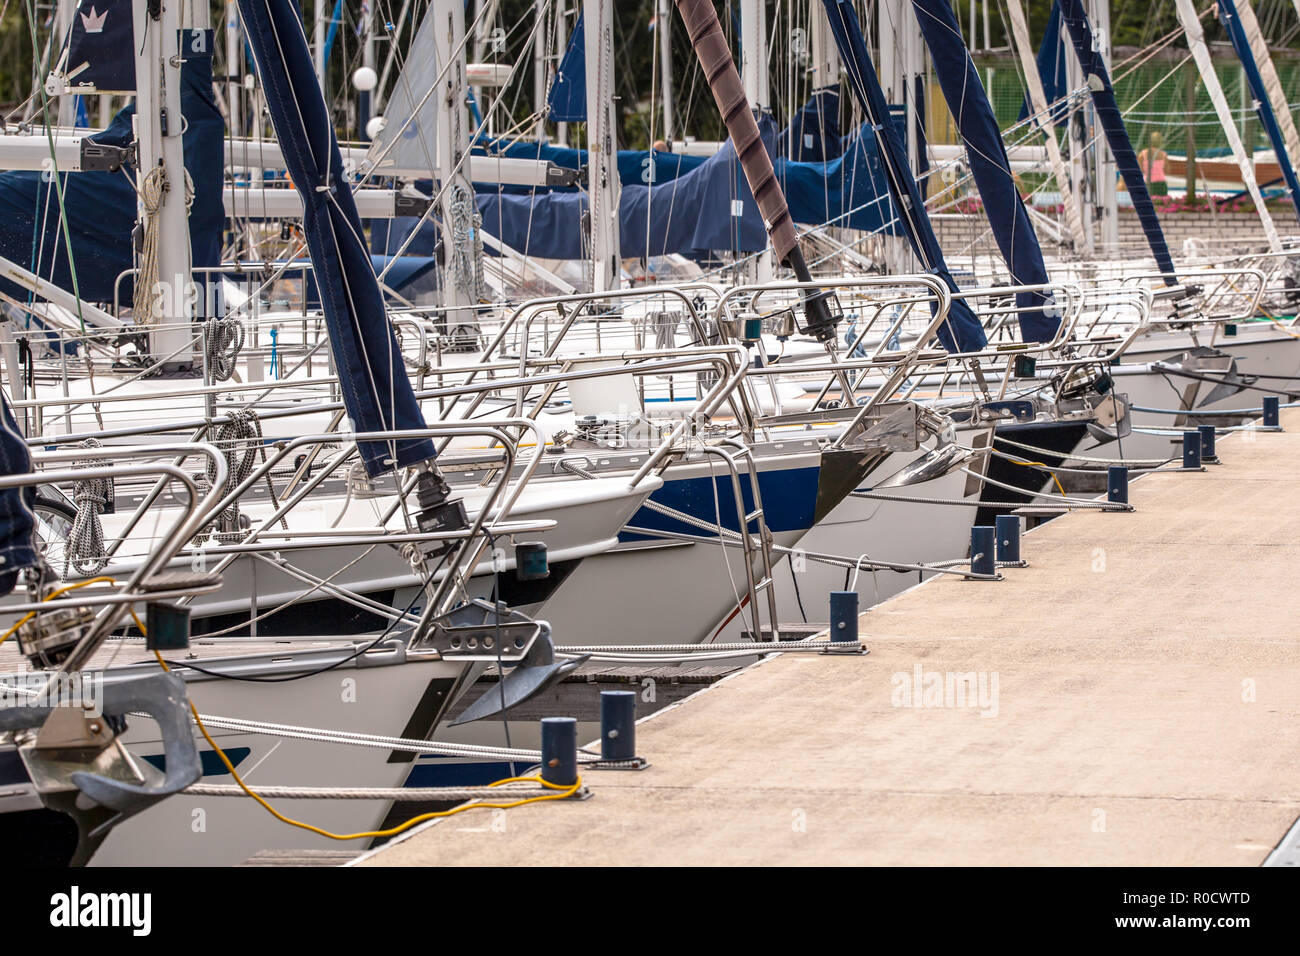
[363,415,1300,866]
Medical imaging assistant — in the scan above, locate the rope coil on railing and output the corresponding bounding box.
[65,437,112,576]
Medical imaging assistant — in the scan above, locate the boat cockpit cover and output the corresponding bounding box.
[911,0,1057,342]
[820,0,987,353]
[238,0,434,476]
[780,86,844,162]
[1058,0,1177,283]
[0,38,223,309]
[0,394,37,598]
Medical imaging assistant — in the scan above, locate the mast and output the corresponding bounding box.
[556,2,570,145]
[534,1,548,139]
[1005,0,1084,252]
[740,0,773,282]
[1090,0,1118,252]
[134,0,195,368]
[432,0,480,326]
[225,1,242,135]
[657,0,674,143]
[809,0,840,89]
[584,0,619,291]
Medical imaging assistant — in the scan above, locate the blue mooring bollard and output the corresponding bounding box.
[1263,395,1280,428]
[540,717,577,786]
[1182,431,1202,470]
[600,691,636,762]
[971,525,995,576]
[995,514,1020,564]
[1198,425,1217,462]
[829,590,859,643]
[1107,465,1129,504]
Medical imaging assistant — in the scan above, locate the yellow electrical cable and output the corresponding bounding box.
[0,575,118,647]
[1001,456,1069,498]
[148,644,580,841]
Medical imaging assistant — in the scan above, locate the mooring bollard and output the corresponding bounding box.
[1107,465,1129,504]
[1263,395,1280,428]
[540,717,577,786]
[970,525,995,576]
[1182,431,1201,470]
[995,514,1020,564]
[829,590,859,643]
[600,691,637,762]
[1198,425,1217,462]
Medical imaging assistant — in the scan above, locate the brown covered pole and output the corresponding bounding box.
[673,0,836,337]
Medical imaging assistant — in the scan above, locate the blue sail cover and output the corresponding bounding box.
[0,33,223,310]
[238,0,433,475]
[372,117,900,260]
[780,128,896,233]
[0,393,37,598]
[910,0,1057,341]
[780,86,843,162]
[1058,0,1177,283]
[547,12,586,123]
[378,120,777,259]
[63,0,136,93]
[1018,0,1068,127]
[820,0,986,353]
[476,136,707,189]
[1217,0,1300,224]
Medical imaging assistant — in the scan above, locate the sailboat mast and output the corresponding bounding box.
[584,0,620,291]
[432,0,480,326]
[225,1,242,135]
[657,0,674,144]
[740,0,773,283]
[1091,0,1119,252]
[133,0,195,369]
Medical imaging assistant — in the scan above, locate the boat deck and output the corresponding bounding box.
[386,413,1294,864]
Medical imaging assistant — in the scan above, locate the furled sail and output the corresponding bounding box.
[1006,0,1084,251]
[1233,0,1300,168]
[238,0,434,475]
[1172,0,1281,252]
[1216,0,1300,225]
[1059,0,1182,279]
[909,0,1057,342]
[819,0,987,353]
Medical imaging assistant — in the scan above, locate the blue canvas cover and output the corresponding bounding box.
[63,0,137,93]
[780,86,843,162]
[0,34,224,309]
[0,393,37,598]
[546,11,586,123]
[238,0,433,475]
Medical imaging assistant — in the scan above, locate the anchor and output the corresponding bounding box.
[412,599,589,725]
[0,671,201,866]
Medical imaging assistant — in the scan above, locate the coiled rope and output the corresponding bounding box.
[137,164,194,325]
[194,408,285,544]
[65,438,112,576]
[204,316,245,382]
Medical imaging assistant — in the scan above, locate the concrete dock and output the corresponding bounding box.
[361,415,1300,866]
